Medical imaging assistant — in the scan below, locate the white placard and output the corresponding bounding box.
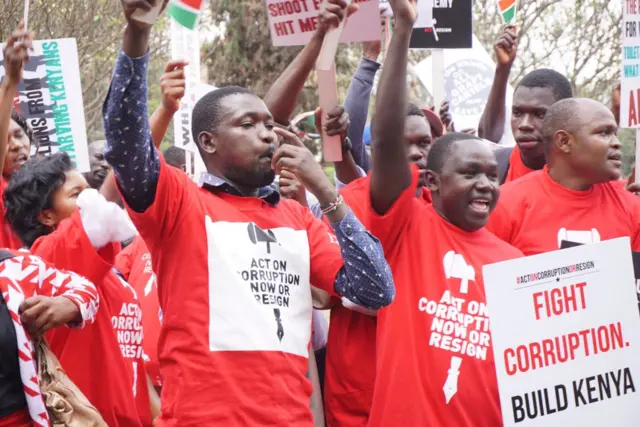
[483,238,640,426]
[170,20,201,153]
[264,0,380,47]
[621,0,640,128]
[414,34,515,143]
[0,39,90,171]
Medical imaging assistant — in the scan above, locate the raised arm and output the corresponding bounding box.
[342,47,382,173]
[0,24,32,178]
[263,0,356,125]
[369,0,416,215]
[477,25,517,143]
[101,58,185,205]
[151,59,187,147]
[102,0,168,213]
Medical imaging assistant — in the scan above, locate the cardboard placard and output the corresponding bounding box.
[483,238,640,426]
[317,65,342,162]
[264,0,380,47]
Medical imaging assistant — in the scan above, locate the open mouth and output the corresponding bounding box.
[469,198,491,213]
[15,153,28,165]
[608,153,622,167]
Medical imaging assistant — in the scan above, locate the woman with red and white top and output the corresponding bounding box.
[0,251,99,427]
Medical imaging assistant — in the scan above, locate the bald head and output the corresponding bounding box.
[541,98,620,185]
[542,98,613,154]
[85,140,110,189]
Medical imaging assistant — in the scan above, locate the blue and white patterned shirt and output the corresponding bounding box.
[102,50,395,309]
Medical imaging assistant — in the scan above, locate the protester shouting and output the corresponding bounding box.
[364,1,522,425]
[0,23,33,249]
[4,153,158,426]
[102,1,394,425]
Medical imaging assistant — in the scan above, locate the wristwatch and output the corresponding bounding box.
[341,137,352,153]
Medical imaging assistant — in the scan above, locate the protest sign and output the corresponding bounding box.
[317,65,342,161]
[414,34,514,142]
[621,0,640,128]
[264,0,380,47]
[171,19,203,153]
[483,238,640,426]
[410,0,472,49]
[0,38,90,172]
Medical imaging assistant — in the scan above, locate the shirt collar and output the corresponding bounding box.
[198,172,280,206]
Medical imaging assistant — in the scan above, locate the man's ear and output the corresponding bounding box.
[38,209,56,227]
[198,131,217,155]
[425,170,439,194]
[554,130,572,154]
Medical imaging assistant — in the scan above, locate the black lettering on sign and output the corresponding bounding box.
[510,384,568,423]
[240,224,303,344]
[573,367,636,408]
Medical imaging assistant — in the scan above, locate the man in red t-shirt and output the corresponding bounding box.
[477,26,573,184]
[363,2,522,426]
[486,97,640,255]
[324,103,432,427]
[102,1,395,425]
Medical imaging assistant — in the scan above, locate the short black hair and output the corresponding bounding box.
[516,69,573,102]
[191,86,255,142]
[163,146,186,169]
[4,153,73,248]
[426,132,483,173]
[370,103,426,135]
[407,103,426,117]
[11,111,34,145]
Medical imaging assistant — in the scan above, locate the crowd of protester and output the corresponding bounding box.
[0,0,636,426]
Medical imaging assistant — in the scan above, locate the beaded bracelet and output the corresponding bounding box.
[321,194,345,215]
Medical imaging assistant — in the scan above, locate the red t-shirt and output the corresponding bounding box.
[365,168,523,427]
[123,155,345,426]
[0,178,23,250]
[486,168,640,255]
[32,212,150,426]
[504,146,536,183]
[324,176,431,427]
[116,235,163,388]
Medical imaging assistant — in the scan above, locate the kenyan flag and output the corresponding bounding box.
[497,0,517,24]
[167,0,205,29]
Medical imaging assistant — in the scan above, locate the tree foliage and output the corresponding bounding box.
[0,0,170,141]
[0,0,629,164]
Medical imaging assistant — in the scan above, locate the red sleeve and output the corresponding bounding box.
[365,165,420,253]
[484,199,517,243]
[121,153,194,249]
[31,211,115,285]
[303,206,343,297]
[115,238,136,280]
[339,176,370,223]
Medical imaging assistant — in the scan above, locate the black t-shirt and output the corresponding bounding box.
[0,293,27,418]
